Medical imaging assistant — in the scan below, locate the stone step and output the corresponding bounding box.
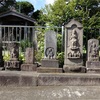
[0,71,100,86]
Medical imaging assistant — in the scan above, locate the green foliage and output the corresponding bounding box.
[0,0,16,13]
[57,52,64,67]
[19,52,25,61]
[35,28,45,61]
[57,33,62,53]
[20,40,32,51]
[3,51,10,61]
[16,1,34,15]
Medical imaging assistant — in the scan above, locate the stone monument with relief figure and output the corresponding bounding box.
[37,30,62,73]
[86,39,100,73]
[63,19,86,72]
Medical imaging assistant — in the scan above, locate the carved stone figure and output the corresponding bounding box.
[45,47,54,59]
[86,39,100,73]
[67,29,81,58]
[10,42,19,60]
[88,40,99,61]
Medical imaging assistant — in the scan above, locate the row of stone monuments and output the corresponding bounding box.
[0,19,100,73]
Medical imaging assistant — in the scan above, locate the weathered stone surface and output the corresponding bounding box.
[41,59,59,68]
[87,39,99,61]
[21,48,37,71]
[4,42,20,70]
[5,61,21,70]
[1,86,100,100]
[25,48,34,64]
[0,74,20,86]
[9,42,19,61]
[37,67,62,73]
[38,73,100,86]
[1,72,100,87]
[20,76,37,86]
[21,64,37,71]
[0,71,38,86]
[40,30,59,72]
[86,61,100,73]
[63,19,84,72]
[86,39,100,73]
[44,30,57,59]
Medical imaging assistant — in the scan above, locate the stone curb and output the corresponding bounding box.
[0,71,100,86]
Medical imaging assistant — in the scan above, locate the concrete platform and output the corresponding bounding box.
[0,71,100,86]
[0,86,100,100]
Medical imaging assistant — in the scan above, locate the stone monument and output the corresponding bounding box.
[37,30,62,73]
[63,19,86,72]
[21,47,37,71]
[4,42,20,70]
[86,39,100,73]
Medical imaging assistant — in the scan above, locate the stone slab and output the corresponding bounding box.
[41,59,59,67]
[37,67,62,73]
[38,73,100,86]
[21,64,37,71]
[0,71,38,86]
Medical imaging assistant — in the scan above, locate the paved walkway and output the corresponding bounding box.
[0,86,100,100]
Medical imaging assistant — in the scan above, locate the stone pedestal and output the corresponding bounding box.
[5,61,20,70]
[38,59,61,73]
[41,59,59,68]
[21,64,37,71]
[86,61,100,73]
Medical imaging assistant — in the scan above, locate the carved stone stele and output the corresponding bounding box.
[88,39,99,61]
[63,19,86,73]
[86,39,100,73]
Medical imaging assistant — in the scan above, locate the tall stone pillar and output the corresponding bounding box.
[63,19,86,72]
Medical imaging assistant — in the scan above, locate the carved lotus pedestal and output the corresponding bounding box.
[37,59,62,73]
[4,60,20,70]
[86,61,100,73]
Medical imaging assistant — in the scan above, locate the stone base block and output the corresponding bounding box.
[41,59,59,68]
[4,61,20,70]
[21,64,37,71]
[63,65,86,73]
[37,67,62,73]
[86,61,100,73]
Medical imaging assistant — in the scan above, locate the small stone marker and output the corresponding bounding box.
[37,30,62,73]
[21,48,37,71]
[86,39,100,73]
[63,19,86,72]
